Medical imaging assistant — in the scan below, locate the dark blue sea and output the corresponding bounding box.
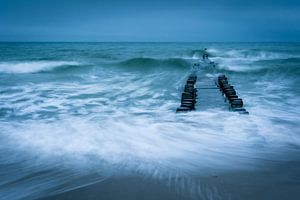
[0,42,300,200]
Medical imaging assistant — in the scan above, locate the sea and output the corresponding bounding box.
[0,42,300,200]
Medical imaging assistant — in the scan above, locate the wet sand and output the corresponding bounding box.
[40,162,300,200]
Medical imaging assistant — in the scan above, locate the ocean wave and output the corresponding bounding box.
[256,59,300,77]
[187,48,221,60]
[207,48,300,74]
[0,61,81,74]
[190,49,206,59]
[118,57,190,70]
[229,50,294,61]
[214,57,300,76]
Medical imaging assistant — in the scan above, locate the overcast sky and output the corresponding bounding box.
[0,0,299,42]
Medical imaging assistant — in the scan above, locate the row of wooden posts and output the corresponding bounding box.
[218,75,249,114]
[176,74,249,114]
[176,74,198,112]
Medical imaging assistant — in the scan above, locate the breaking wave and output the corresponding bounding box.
[209,49,300,74]
[0,61,81,74]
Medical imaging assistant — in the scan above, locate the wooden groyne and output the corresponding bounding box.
[176,60,249,114]
[218,75,249,114]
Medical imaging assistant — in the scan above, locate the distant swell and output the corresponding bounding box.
[0,61,81,74]
[118,57,190,70]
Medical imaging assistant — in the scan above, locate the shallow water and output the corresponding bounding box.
[0,42,300,200]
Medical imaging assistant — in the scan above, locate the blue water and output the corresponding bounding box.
[0,42,300,200]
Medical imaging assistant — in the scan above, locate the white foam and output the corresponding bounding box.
[207,48,220,54]
[0,61,80,73]
[2,70,298,175]
[2,105,298,180]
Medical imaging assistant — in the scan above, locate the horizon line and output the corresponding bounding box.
[1,41,300,43]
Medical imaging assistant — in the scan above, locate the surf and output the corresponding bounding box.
[0,42,300,200]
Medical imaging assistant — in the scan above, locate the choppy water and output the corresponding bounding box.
[0,42,300,200]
